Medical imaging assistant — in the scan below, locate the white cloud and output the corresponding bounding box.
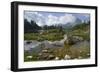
[25,11,77,26]
[45,14,76,26]
[24,11,37,22]
[59,14,76,24]
[46,15,59,26]
[25,11,45,26]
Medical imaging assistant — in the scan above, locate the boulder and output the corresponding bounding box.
[55,57,59,60]
[64,54,71,60]
[68,36,83,45]
[47,54,55,60]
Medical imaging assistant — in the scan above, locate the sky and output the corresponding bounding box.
[24,11,90,26]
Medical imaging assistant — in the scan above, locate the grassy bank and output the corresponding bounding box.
[24,29,64,41]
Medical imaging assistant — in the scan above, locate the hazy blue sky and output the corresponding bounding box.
[24,11,90,26]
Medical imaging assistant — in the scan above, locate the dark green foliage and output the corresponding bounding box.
[24,19,41,33]
[31,20,41,30]
[43,25,63,30]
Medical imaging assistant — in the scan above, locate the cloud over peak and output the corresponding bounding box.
[24,11,89,26]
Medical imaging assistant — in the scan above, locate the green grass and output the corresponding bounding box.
[24,29,64,41]
[67,28,90,41]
